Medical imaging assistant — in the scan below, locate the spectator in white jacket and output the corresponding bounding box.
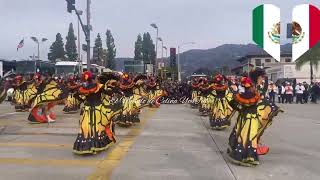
[295,82,305,104]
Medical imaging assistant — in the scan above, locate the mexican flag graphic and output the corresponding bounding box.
[253,4,281,61]
[292,4,320,61]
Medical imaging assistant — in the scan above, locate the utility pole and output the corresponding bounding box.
[86,0,91,71]
[37,43,40,60]
[177,46,180,81]
[155,28,158,74]
[151,23,159,75]
[77,10,83,74]
[66,0,91,71]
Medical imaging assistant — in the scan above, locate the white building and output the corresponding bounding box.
[55,61,81,74]
[266,62,319,83]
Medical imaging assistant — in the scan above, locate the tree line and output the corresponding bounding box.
[92,30,116,70]
[48,23,116,70]
[134,32,156,65]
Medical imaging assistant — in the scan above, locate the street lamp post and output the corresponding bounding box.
[86,0,91,71]
[157,37,164,69]
[151,23,159,75]
[177,42,195,81]
[162,46,168,80]
[163,46,168,58]
[158,37,164,79]
[30,37,48,60]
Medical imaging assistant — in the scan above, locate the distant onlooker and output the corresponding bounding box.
[268,81,277,103]
[295,82,305,104]
[278,83,285,103]
[284,82,293,104]
[310,82,320,104]
[303,81,310,103]
[230,81,238,93]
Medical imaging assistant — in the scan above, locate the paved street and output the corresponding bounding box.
[0,102,319,180]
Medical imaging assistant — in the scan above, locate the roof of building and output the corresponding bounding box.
[55,61,80,66]
[231,63,255,71]
[0,59,16,62]
[237,53,292,63]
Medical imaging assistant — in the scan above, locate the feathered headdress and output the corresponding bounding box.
[134,74,147,82]
[98,72,120,84]
[81,71,93,81]
[249,68,266,84]
[213,74,225,84]
[241,77,253,88]
[33,73,41,80]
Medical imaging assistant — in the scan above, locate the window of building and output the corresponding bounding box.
[285,58,291,62]
[265,59,271,63]
[255,59,262,66]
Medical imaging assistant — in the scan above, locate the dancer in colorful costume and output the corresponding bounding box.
[198,77,210,116]
[12,75,29,111]
[118,73,138,126]
[12,74,38,112]
[63,75,80,113]
[190,77,200,108]
[131,74,149,122]
[28,73,68,123]
[73,71,121,155]
[208,74,233,129]
[249,68,283,155]
[0,71,12,104]
[146,75,165,108]
[227,77,261,166]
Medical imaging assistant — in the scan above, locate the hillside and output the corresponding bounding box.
[179,43,291,76]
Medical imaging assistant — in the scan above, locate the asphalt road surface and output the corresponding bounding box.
[0,102,319,180]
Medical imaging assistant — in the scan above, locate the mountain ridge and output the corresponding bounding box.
[116,43,292,75]
[179,43,292,76]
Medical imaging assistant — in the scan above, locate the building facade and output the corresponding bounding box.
[123,60,144,74]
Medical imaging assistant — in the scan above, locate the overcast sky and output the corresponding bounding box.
[0,0,320,61]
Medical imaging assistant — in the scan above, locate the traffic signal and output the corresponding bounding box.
[82,44,88,52]
[170,48,176,68]
[66,0,75,13]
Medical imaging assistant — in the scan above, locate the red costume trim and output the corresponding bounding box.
[235,92,260,105]
[79,84,101,95]
[212,84,228,91]
[120,81,135,90]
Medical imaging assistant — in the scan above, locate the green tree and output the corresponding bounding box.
[65,23,78,61]
[106,29,117,69]
[134,34,143,61]
[296,42,320,82]
[93,33,103,65]
[48,33,65,63]
[142,32,156,65]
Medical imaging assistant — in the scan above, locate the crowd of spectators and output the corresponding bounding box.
[268,81,320,104]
